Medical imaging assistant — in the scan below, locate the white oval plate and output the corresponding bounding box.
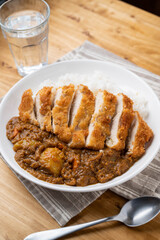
[0,60,160,192]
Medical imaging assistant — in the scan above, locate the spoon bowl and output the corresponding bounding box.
[118,196,160,227]
[25,196,160,240]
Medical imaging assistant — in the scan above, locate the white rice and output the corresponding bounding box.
[35,71,148,119]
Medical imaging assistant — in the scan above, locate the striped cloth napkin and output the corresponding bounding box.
[0,40,160,226]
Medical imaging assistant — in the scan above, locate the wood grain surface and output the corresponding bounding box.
[0,0,160,239]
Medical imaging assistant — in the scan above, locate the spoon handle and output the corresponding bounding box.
[24,215,118,240]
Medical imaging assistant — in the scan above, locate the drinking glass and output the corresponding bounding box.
[0,0,50,76]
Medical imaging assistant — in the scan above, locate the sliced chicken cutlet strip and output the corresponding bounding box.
[18,89,38,126]
[106,93,134,151]
[69,84,95,148]
[86,90,117,150]
[127,111,153,158]
[35,87,55,132]
[52,84,75,142]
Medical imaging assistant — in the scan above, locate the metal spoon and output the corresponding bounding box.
[24,196,160,240]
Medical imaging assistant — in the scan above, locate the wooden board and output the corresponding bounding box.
[0,0,160,239]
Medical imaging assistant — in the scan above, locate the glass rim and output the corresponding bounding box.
[0,0,50,33]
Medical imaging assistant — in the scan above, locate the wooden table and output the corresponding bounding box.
[0,0,160,239]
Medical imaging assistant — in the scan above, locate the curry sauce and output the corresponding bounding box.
[7,117,138,186]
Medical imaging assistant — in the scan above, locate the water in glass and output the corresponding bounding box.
[4,10,48,76]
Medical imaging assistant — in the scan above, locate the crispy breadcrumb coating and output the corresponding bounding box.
[36,87,54,131]
[127,111,153,158]
[69,84,95,148]
[107,93,134,151]
[18,89,38,126]
[52,84,75,142]
[86,90,117,150]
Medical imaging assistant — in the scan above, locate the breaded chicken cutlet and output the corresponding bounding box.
[18,89,38,126]
[86,90,117,150]
[35,87,55,132]
[18,84,153,157]
[127,111,153,158]
[69,84,95,148]
[106,93,134,151]
[52,84,75,142]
